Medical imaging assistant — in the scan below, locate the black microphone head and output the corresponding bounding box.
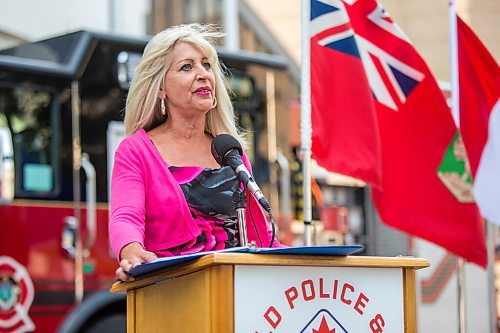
[211,134,243,167]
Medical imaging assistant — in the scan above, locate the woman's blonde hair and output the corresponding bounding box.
[124,23,245,146]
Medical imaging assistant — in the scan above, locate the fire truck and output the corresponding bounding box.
[0,30,288,332]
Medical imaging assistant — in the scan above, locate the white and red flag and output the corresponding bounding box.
[310,0,487,267]
[457,16,500,226]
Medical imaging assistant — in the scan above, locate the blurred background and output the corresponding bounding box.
[0,0,498,332]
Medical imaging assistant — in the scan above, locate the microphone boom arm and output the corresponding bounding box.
[235,165,271,213]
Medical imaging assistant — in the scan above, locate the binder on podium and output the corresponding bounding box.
[111,246,428,333]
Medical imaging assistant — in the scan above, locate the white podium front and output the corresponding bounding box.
[235,265,405,332]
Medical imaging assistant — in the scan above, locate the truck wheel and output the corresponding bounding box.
[81,313,126,333]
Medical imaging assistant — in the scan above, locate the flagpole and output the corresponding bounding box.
[449,1,467,332]
[449,0,459,126]
[300,0,313,246]
[457,257,467,332]
[486,221,498,333]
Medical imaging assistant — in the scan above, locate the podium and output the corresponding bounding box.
[111,252,428,332]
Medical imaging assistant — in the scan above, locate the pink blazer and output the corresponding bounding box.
[109,129,279,260]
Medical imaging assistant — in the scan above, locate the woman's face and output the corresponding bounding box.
[163,42,216,118]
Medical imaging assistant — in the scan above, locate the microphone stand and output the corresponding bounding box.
[232,186,248,247]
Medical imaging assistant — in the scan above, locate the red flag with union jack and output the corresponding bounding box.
[310,0,382,187]
[310,0,486,267]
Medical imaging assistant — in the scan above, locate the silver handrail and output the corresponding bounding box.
[81,153,96,256]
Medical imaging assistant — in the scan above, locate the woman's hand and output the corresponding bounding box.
[116,242,158,282]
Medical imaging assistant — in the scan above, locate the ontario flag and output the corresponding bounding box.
[457,16,500,227]
[310,0,487,267]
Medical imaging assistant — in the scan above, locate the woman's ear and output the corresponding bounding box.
[158,89,166,99]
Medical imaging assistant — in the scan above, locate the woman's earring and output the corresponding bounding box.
[211,96,217,109]
[160,99,166,116]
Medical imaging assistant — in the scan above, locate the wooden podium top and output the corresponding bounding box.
[111,253,429,293]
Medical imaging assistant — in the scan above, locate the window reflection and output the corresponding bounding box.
[0,86,57,196]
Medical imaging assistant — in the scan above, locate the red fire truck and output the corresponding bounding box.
[0,30,288,332]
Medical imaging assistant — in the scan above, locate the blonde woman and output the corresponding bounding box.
[110,24,280,282]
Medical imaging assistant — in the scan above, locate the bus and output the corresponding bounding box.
[0,30,288,332]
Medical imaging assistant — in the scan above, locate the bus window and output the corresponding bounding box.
[0,86,59,197]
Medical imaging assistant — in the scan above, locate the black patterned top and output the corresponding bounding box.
[167,165,240,255]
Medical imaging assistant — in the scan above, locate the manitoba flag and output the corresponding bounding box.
[457,16,500,227]
[310,0,382,187]
[310,0,486,267]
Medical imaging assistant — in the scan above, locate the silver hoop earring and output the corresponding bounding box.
[160,99,166,115]
[212,96,217,109]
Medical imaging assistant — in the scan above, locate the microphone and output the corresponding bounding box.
[211,134,271,213]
